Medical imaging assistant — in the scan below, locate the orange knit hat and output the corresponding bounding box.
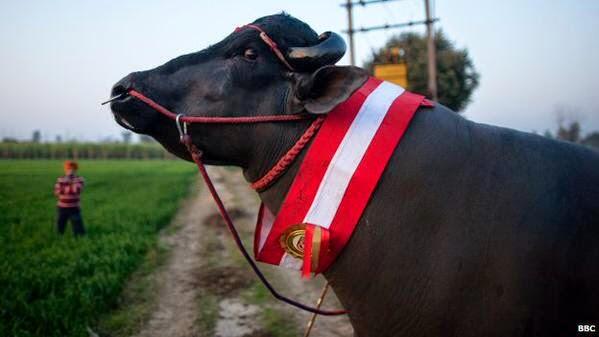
[64,160,78,171]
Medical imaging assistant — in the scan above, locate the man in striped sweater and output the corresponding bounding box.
[54,160,86,236]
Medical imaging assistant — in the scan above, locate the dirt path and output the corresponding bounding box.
[133,167,353,337]
[134,178,209,337]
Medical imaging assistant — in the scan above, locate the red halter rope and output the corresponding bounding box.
[128,88,344,316]
[128,90,309,124]
[234,24,296,71]
[109,24,347,316]
[128,89,321,191]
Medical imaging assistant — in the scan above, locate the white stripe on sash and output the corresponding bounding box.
[258,206,275,252]
[303,81,404,229]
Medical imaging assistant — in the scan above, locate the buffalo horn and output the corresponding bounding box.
[287,32,346,71]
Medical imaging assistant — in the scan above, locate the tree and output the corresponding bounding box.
[556,121,581,143]
[581,132,599,150]
[121,131,132,144]
[544,108,598,150]
[364,30,480,112]
[32,130,41,143]
[554,105,582,143]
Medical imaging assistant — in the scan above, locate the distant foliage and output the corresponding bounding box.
[581,132,599,149]
[0,142,174,160]
[0,160,196,337]
[544,115,599,150]
[32,130,41,143]
[557,121,581,143]
[364,30,480,112]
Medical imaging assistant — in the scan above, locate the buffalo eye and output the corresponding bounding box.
[244,48,257,60]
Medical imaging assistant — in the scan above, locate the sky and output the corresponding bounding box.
[0,0,598,142]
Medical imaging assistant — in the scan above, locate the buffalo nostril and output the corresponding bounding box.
[111,72,139,97]
[111,84,129,98]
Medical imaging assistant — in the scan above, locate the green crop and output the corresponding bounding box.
[0,160,196,337]
[0,142,174,160]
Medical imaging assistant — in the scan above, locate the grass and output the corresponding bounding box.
[95,241,171,337]
[242,282,300,337]
[261,307,299,337]
[0,160,196,337]
[196,293,219,336]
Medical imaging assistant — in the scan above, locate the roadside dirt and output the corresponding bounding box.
[133,178,208,337]
[133,167,353,337]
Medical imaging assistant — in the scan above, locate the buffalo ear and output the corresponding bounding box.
[293,66,369,115]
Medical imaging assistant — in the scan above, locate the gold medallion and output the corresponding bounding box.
[280,224,306,259]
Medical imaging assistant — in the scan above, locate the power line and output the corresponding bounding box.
[340,0,403,7]
[343,18,438,33]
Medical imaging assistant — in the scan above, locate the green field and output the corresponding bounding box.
[0,142,174,159]
[0,160,196,337]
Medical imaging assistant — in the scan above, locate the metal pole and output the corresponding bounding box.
[424,0,438,101]
[346,0,356,66]
[303,282,331,337]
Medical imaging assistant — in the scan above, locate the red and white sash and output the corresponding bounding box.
[254,78,431,276]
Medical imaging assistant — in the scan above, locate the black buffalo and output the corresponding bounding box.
[110,13,599,337]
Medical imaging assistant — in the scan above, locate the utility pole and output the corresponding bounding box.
[340,0,438,88]
[346,0,356,66]
[424,0,438,101]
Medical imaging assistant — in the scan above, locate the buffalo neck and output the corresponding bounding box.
[243,119,314,200]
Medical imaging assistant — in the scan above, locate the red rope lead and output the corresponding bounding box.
[129,89,320,190]
[119,21,350,316]
[128,89,346,316]
[129,90,309,124]
[181,135,346,316]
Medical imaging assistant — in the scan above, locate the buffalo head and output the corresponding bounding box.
[110,14,368,176]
